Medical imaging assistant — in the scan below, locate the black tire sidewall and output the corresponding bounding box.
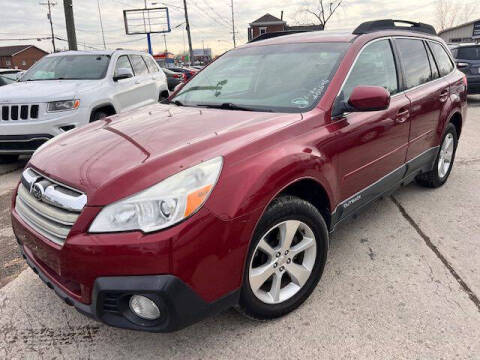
[91,111,107,122]
[240,196,329,319]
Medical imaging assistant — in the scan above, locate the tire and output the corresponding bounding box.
[0,154,19,164]
[159,90,170,104]
[90,110,108,122]
[416,123,458,188]
[238,196,329,320]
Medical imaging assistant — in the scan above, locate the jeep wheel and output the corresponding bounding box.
[416,123,458,188]
[238,196,328,320]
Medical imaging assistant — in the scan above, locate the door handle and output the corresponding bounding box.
[439,89,449,103]
[396,108,410,123]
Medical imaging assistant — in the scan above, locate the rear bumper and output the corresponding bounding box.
[466,74,480,94]
[20,244,239,332]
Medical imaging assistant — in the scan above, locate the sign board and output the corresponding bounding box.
[123,7,171,35]
[192,48,212,57]
[473,20,480,39]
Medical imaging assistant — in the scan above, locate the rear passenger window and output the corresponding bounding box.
[144,56,160,73]
[396,39,431,89]
[429,42,454,76]
[426,45,440,80]
[114,55,133,76]
[341,39,398,101]
[130,55,149,76]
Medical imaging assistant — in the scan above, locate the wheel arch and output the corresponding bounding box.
[90,103,117,122]
[448,111,462,138]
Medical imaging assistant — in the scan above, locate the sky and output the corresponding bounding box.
[0,0,479,57]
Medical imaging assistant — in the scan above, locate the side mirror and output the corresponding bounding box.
[348,85,390,112]
[113,68,134,82]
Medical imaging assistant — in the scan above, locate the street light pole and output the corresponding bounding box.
[40,0,56,52]
[230,0,236,48]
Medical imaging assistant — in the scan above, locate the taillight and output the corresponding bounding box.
[462,74,468,87]
[173,74,182,79]
[183,74,187,82]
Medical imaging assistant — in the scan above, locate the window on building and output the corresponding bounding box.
[5,59,11,66]
[259,27,267,35]
[396,38,432,89]
[21,60,27,66]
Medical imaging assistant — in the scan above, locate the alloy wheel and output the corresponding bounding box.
[438,133,454,179]
[248,220,317,304]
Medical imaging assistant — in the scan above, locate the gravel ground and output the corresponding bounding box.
[0,98,479,359]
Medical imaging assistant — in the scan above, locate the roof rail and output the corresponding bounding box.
[353,19,436,36]
[248,30,310,43]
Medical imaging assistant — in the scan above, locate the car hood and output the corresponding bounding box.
[29,104,301,206]
[0,80,97,103]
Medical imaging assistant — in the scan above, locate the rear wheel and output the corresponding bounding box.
[238,196,328,320]
[0,154,19,164]
[416,123,458,188]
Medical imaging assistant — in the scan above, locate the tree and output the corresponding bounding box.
[436,0,478,32]
[303,0,343,29]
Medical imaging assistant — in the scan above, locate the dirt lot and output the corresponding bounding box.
[0,98,479,359]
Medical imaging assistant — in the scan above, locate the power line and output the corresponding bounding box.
[200,0,231,26]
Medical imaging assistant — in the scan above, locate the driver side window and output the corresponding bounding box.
[115,55,134,77]
[337,39,398,112]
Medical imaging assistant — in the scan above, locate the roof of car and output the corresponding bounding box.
[46,49,151,57]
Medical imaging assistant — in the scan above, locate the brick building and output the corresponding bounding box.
[248,13,324,42]
[0,45,48,70]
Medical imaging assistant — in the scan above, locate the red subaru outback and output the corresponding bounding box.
[11,20,467,332]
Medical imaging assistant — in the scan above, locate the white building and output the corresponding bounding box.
[438,19,480,44]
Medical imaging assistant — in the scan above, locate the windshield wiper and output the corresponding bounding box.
[195,103,272,112]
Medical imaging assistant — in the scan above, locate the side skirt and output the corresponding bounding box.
[329,146,439,232]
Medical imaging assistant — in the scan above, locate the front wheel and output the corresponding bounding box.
[416,123,458,188]
[238,196,329,320]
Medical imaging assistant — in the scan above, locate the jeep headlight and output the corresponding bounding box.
[89,157,223,233]
[47,99,80,112]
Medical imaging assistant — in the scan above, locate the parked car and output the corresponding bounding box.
[11,20,466,332]
[167,66,197,79]
[0,68,23,80]
[161,67,186,91]
[0,74,15,87]
[0,50,169,163]
[449,43,480,94]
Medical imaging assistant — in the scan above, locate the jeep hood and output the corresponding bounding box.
[29,104,301,206]
[0,80,97,103]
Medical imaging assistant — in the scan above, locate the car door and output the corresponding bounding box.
[394,38,450,164]
[332,39,411,215]
[129,54,157,108]
[144,55,167,97]
[112,55,139,112]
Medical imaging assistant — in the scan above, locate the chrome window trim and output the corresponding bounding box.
[332,35,457,119]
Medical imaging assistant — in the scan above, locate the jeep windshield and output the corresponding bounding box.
[172,42,348,113]
[21,55,111,81]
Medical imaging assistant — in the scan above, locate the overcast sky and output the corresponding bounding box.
[1,0,479,56]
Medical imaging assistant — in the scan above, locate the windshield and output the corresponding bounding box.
[457,46,480,61]
[172,42,348,113]
[21,55,111,81]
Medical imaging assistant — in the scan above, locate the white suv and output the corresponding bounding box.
[0,50,169,162]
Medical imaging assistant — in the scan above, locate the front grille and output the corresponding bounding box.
[1,104,39,121]
[15,168,87,246]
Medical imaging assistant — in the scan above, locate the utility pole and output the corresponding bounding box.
[40,0,56,52]
[230,0,236,48]
[183,0,194,64]
[144,0,153,54]
[63,0,77,50]
[96,0,106,49]
[163,34,168,55]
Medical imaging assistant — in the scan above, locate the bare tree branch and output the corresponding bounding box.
[436,0,478,32]
[302,0,343,29]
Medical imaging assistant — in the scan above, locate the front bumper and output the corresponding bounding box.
[0,107,90,154]
[20,244,239,332]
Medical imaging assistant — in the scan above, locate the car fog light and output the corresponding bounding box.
[129,295,161,320]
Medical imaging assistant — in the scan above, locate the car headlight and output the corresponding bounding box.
[89,157,223,233]
[47,99,80,112]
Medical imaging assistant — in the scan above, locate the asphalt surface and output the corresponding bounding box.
[1,98,479,359]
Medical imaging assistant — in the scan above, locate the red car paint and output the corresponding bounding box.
[11,29,467,324]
